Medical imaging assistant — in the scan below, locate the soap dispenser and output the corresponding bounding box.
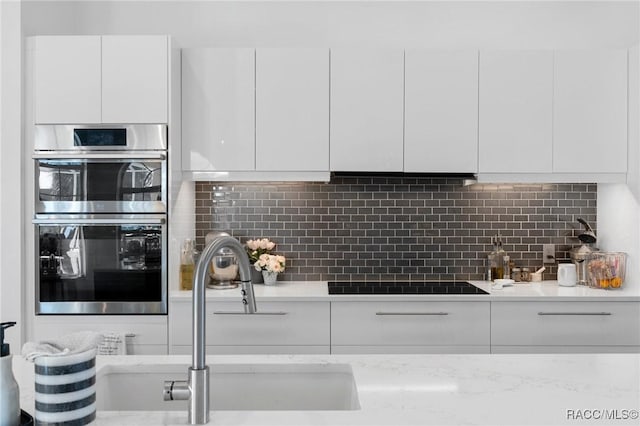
[0,322,20,426]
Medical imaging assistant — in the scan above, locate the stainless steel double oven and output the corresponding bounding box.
[34,125,168,315]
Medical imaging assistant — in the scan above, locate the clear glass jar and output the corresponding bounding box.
[512,268,522,282]
[521,267,531,282]
[502,255,511,282]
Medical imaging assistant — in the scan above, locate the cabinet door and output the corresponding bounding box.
[553,50,628,173]
[169,301,330,347]
[102,35,168,124]
[34,36,102,124]
[404,50,478,173]
[491,302,640,347]
[479,51,553,173]
[330,49,404,172]
[331,301,490,347]
[182,48,255,171]
[33,315,168,355]
[255,49,329,171]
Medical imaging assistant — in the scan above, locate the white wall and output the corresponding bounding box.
[628,45,640,202]
[0,0,23,349]
[21,1,639,49]
[597,185,639,291]
[597,43,640,292]
[603,44,640,292]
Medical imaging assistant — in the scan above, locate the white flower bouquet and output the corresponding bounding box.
[245,238,276,263]
[253,253,286,274]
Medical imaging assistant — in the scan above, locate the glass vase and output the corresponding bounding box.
[251,267,264,284]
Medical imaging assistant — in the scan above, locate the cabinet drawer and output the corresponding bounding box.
[33,315,168,345]
[170,301,330,346]
[331,302,490,346]
[491,302,640,346]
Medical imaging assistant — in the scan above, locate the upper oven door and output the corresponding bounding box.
[34,124,167,151]
[34,152,167,214]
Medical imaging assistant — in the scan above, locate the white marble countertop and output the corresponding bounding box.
[170,280,640,302]
[13,353,640,425]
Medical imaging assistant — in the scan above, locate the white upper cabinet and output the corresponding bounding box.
[256,48,329,172]
[479,51,553,173]
[404,50,478,173]
[102,36,168,124]
[553,50,628,173]
[33,35,168,124]
[182,48,255,171]
[34,36,102,124]
[330,49,404,172]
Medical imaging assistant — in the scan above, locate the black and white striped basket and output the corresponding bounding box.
[34,349,97,426]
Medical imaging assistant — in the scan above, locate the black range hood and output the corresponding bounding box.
[331,172,477,179]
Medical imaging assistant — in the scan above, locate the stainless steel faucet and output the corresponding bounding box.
[163,235,257,424]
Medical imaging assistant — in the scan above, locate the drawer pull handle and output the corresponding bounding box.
[537,312,612,316]
[213,311,288,316]
[124,333,136,338]
[375,312,449,316]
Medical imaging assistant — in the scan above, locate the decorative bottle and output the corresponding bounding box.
[0,322,20,426]
[487,236,497,280]
[489,234,506,280]
[493,234,506,280]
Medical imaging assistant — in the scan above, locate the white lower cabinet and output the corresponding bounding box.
[33,315,168,355]
[331,301,491,353]
[491,301,640,353]
[164,299,639,355]
[169,301,330,354]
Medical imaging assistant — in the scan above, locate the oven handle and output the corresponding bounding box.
[33,217,166,225]
[33,151,166,160]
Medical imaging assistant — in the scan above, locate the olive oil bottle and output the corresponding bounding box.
[180,239,197,291]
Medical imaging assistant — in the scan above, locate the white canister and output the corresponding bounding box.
[557,263,577,287]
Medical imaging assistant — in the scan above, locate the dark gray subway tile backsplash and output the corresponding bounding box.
[194,177,596,281]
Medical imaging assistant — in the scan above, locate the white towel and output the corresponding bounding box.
[21,331,103,362]
[98,333,127,355]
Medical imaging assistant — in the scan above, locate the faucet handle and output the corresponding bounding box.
[163,381,174,401]
[240,280,257,313]
[164,380,190,401]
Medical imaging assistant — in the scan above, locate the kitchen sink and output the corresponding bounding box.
[95,363,361,411]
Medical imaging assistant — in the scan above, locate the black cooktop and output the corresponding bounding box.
[327,281,488,295]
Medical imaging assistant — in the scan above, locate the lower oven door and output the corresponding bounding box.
[34,215,167,315]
